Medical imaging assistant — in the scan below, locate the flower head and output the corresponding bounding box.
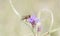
[27,15,40,25]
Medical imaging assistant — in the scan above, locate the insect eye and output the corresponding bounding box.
[28,15,31,18]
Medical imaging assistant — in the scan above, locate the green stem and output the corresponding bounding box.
[23,21,35,36]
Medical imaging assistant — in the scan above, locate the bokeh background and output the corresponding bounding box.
[0,0,60,36]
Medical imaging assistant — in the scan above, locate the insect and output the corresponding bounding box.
[22,15,31,20]
[22,15,40,28]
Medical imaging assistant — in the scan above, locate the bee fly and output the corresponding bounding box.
[22,15,31,20]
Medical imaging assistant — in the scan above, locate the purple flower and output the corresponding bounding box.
[27,15,40,25]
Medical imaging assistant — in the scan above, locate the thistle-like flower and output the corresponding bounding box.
[22,15,41,32]
[27,15,40,28]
